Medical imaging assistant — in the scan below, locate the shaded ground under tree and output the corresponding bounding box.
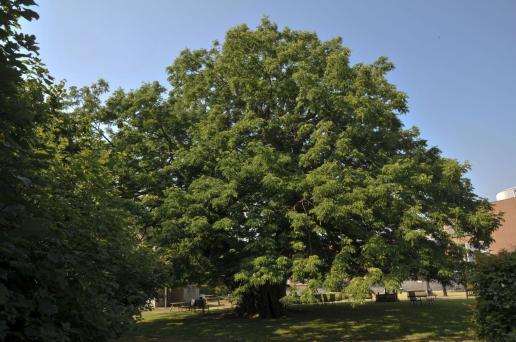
[119,299,475,341]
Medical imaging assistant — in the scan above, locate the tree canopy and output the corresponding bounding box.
[94,18,500,317]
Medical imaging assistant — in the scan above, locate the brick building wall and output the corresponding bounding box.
[490,197,516,253]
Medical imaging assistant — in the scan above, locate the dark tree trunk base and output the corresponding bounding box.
[234,284,286,318]
[441,281,448,296]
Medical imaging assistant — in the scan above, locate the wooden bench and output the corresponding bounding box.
[191,298,209,312]
[317,293,338,304]
[169,301,187,311]
[466,288,476,298]
[375,293,398,302]
[203,295,221,306]
[329,293,336,303]
[407,291,427,304]
[172,299,209,312]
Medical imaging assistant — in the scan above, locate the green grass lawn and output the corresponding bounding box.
[119,299,476,341]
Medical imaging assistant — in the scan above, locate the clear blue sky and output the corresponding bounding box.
[24,0,516,200]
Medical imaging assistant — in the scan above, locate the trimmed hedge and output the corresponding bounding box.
[473,250,516,341]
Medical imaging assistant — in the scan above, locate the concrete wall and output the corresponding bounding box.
[371,280,464,294]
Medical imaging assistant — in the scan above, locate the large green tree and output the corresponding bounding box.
[164,19,500,317]
[96,19,500,318]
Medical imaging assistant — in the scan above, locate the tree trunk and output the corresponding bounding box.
[441,281,448,296]
[235,283,286,318]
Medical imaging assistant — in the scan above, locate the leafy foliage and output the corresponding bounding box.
[473,251,516,342]
[92,18,500,316]
[59,17,500,318]
[0,1,162,341]
[344,268,382,304]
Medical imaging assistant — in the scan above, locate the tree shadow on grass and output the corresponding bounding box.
[120,300,475,341]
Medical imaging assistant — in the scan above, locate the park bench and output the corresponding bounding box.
[175,298,209,312]
[407,290,436,304]
[321,294,328,304]
[169,301,187,311]
[375,293,398,302]
[314,293,337,304]
[407,291,426,304]
[202,294,221,306]
[321,293,336,304]
[466,288,476,298]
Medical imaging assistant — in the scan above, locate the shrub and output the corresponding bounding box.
[299,288,319,304]
[473,250,516,341]
[280,292,301,306]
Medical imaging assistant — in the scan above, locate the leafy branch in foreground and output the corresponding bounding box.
[1,2,163,341]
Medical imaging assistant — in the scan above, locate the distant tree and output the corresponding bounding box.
[412,238,468,296]
[96,18,501,318]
